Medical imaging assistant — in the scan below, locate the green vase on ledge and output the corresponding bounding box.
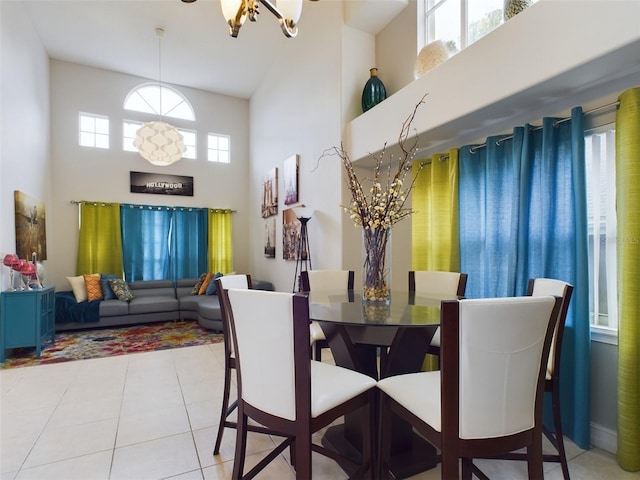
[361,67,387,113]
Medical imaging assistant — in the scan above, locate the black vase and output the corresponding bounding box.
[361,68,387,113]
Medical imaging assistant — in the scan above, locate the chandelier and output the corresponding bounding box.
[182,0,307,38]
[134,28,186,166]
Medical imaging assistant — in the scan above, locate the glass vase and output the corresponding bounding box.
[362,227,391,304]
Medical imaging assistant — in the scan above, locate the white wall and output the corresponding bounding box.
[48,60,251,290]
[0,2,51,290]
[248,2,345,292]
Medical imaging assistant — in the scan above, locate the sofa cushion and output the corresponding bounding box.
[205,272,224,295]
[84,273,103,302]
[191,273,208,295]
[198,272,215,295]
[67,275,88,302]
[100,274,119,300]
[128,296,179,315]
[109,279,135,302]
[99,299,130,317]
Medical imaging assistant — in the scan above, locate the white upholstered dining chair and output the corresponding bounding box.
[212,274,258,456]
[301,269,355,361]
[408,270,468,357]
[377,295,561,479]
[222,288,376,479]
[489,278,574,479]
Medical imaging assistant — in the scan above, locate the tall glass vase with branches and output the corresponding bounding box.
[322,95,428,303]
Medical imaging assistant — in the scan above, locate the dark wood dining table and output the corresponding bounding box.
[309,290,452,479]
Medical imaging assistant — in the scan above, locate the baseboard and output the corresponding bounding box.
[591,422,617,454]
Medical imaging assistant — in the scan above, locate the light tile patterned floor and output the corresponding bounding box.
[1,344,636,479]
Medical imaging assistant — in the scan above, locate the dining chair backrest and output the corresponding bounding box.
[226,288,302,421]
[445,295,560,439]
[527,278,573,379]
[409,270,468,298]
[302,269,354,292]
[217,273,252,291]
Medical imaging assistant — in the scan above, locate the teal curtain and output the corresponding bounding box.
[121,204,172,281]
[169,207,208,281]
[459,107,590,449]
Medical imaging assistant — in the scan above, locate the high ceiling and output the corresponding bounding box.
[22,0,323,99]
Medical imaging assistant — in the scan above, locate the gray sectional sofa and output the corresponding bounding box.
[55,277,274,332]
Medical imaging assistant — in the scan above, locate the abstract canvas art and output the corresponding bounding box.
[14,190,47,260]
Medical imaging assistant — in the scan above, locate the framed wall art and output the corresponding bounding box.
[130,171,194,196]
[264,217,276,258]
[282,207,301,260]
[261,167,278,218]
[14,190,47,260]
[283,154,299,205]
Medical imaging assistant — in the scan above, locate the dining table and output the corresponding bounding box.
[308,289,454,479]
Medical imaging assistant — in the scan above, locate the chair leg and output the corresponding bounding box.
[551,384,571,480]
[526,438,544,480]
[213,363,234,454]
[379,394,392,480]
[461,458,473,480]
[294,435,312,479]
[232,406,248,479]
[314,342,322,362]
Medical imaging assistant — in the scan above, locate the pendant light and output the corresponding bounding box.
[134,27,186,166]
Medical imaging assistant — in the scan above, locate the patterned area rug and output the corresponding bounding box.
[1,321,223,369]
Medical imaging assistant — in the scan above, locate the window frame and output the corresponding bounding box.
[207,133,231,164]
[79,112,110,149]
[585,123,618,345]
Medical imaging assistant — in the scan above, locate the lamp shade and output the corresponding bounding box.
[221,0,245,22]
[134,121,186,166]
[293,207,314,220]
[20,262,36,277]
[277,0,302,24]
[3,254,19,268]
[414,40,450,79]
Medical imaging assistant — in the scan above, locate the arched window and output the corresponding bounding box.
[124,83,195,121]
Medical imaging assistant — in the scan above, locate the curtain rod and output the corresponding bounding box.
[469,100,620,153]
[70,200,236,212]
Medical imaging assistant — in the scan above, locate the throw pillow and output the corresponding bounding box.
[100,273,119,300]
[66,275,88,302]
[205,272,224,295]
[109,278,135,302]
[84,273,103,302]
[198,272,215,295]
[191,273,208,295]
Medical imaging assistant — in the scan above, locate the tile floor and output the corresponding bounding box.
[1,343,637,480]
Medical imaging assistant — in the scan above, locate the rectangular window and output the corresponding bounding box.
[123,120,143,152]
[208,134,230,163]
[419,0,536,55]
[178,129,197,160]
[585,126,618,338]
[79,113,109,149]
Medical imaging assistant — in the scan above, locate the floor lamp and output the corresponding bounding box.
[292,207,314,292]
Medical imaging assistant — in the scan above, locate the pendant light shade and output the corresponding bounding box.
[134,120,186,166]
[135,27,186,166]
[216,0,303,38]
[277,0,302,26]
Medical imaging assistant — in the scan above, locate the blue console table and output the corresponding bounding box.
[1,286,55,363]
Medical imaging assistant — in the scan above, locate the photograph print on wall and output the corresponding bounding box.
[264,217,276,258]
[261,167,278,218]
[283,154,299,205]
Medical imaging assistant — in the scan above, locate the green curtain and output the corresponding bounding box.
[411,149,460,271]
[76,202,123,276]
[208,209,233,274]
[411,150,459,371]
[616,87,640,471]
